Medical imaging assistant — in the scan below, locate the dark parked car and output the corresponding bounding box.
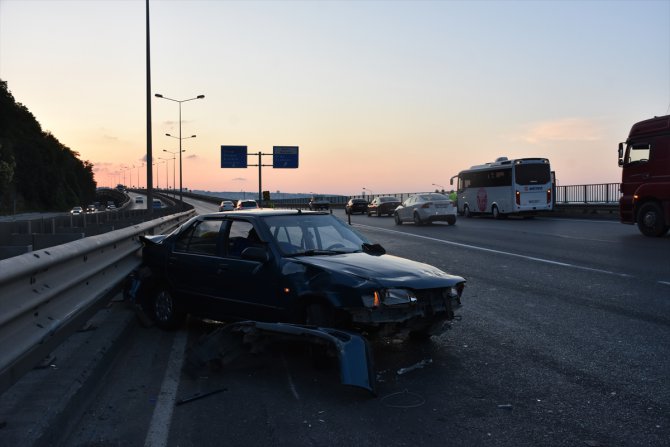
[367,196,401,217]
[134,209,466,339]
[308,196,329,211]
[345,198,368,215]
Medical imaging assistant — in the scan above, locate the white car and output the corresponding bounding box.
[393,193,457,225]
[218,200,234,211]
[70,206,83,215]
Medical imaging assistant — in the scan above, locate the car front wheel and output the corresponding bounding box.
[413,212,422,225]
[394,213,403,225]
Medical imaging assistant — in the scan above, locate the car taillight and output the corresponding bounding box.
[546,188,552,204]
[421,202,432,209]
[515,191,520,205]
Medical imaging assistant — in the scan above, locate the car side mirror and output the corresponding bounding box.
[241,246,269,263]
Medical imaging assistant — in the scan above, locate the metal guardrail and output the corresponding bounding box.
[0,209,195,394]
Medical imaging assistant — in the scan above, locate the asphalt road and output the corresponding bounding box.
[36,203,670,446]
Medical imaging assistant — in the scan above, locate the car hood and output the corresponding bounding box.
[294,252,462,288]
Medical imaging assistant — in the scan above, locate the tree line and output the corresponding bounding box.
[0,79,96,214]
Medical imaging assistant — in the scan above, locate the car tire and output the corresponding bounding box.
[377,209,382,217]
[151,286,186,330]
[413,212,422,225]
[447,215,456,225]
[394,213,403,225]
[637,201,669,237]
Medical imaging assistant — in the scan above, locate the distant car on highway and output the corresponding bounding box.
[345,198,368,215]
[219,200,235,211]
[394,193,457,225]
[70,206,83,215]
[86,204,96,213]
[132,209,466,339]
[135,196,144,204]
[309,196,330,211]
[367,196,401,217]
[235,199,259,210]
[152,199,162,209]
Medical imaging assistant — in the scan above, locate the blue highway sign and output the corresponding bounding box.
[273,146,299,168]
[221,145,248,168]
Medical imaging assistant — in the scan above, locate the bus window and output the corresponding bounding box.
[515,164,551,185]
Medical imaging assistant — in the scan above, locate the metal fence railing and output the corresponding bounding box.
[554,183,620,204]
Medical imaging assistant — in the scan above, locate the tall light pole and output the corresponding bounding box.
[158,157,171,192]
[154,93,204,204]
[163,149,182,197]
[432,182,444,192]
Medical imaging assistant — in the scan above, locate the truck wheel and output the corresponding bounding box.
[637,202,668,237]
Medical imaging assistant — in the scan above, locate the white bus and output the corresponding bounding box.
[450,157,554,218]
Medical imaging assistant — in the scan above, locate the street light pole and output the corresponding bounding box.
[163,149,182,198]
[155,93,204,204]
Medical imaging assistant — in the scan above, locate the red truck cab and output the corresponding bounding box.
[618,115,670,237]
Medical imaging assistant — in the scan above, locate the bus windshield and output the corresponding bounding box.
[515,164,551,185]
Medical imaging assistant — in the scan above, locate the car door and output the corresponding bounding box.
[398,196,414,221]
[165,218,227,305]
[211,218,282,321]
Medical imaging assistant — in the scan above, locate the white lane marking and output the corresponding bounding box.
[282,354,300,400]
[354,224,633,278]
[144,330,188,447]
[659,281,670,287]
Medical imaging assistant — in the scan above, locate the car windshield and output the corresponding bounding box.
[379,196,397,202]
[264,214,369,256]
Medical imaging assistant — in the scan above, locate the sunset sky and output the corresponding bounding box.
[1,0,669,196]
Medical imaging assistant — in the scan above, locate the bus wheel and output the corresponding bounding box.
[464,205,471,218]
[637,202,668,237]
[492,205,501,219]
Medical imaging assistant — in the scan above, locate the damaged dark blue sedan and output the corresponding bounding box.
[134,209,466,339]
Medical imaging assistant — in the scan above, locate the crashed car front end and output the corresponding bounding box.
[288,253,466,338]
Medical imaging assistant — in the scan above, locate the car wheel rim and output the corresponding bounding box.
[155,291,173,322]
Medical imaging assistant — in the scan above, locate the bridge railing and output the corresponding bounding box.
[554,183,620,204]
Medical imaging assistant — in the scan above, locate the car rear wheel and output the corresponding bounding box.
[394,212,403,225]
[447,215,456,225]
[151,287,186,330]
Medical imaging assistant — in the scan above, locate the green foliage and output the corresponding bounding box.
[0,79,96,213]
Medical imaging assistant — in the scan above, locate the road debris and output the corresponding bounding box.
[396,358,432,375]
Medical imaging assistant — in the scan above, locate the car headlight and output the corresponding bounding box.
[363,288,417,308]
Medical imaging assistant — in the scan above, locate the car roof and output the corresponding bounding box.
[207,209,329,219]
